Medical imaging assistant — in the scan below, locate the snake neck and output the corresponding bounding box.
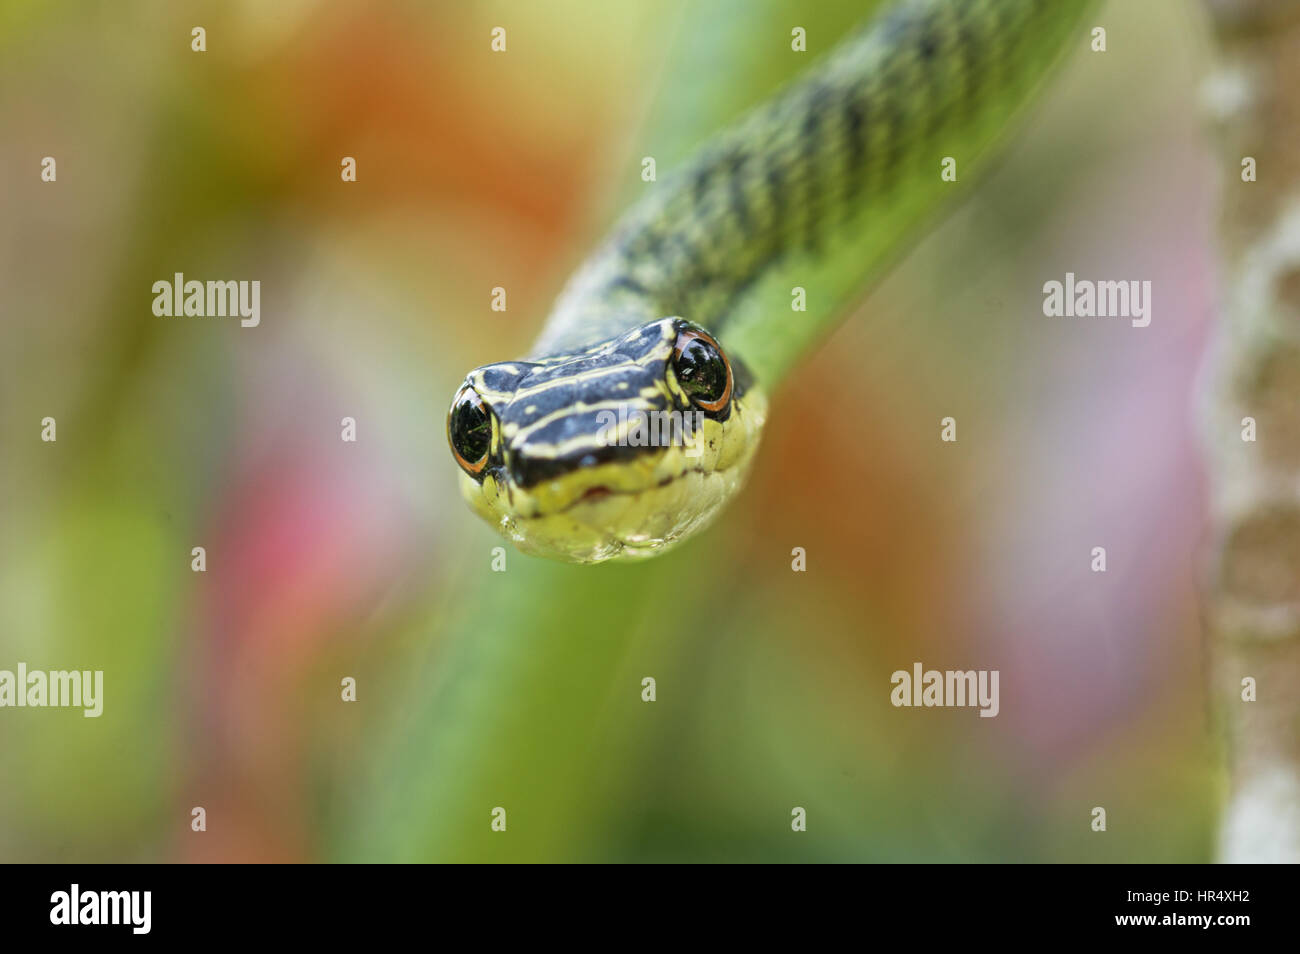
[530,0,1091,378]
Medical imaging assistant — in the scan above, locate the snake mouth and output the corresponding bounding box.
[572,474,677,506]
[494,462,744,563]
[531,479,656,520]
[500,442,711,519]
[551,469,695,517]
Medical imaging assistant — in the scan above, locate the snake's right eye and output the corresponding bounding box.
[448,385,493,476]
[672,324,732,414]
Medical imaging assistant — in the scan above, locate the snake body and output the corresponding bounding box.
[448,0,1092,563]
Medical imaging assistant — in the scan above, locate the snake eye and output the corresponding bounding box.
[447,385,493,476]
[672,325,732,413]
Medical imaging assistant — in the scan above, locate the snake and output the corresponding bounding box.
[445,0,1092,563]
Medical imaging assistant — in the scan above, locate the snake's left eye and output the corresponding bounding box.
[672,325,732,413]
[447,385,494,476]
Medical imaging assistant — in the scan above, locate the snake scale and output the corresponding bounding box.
[446,0,1092,563]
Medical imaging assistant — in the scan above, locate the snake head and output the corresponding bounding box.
[446,317,767,563]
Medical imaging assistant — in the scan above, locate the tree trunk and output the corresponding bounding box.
[1200,0,1300,863]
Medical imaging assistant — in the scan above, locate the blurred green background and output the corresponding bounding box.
[1,0,1220,862]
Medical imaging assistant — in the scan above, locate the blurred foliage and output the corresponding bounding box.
[1,0,1218,862]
